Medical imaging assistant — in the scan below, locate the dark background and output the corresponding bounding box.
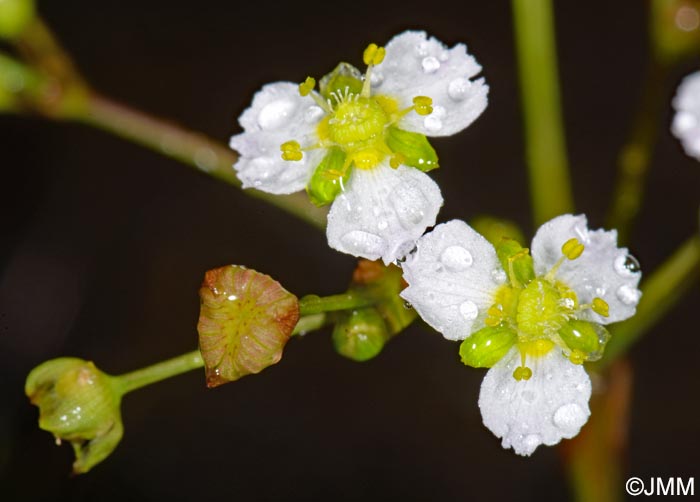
[1,1,699,501]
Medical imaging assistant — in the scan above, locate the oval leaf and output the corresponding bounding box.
[197,265,300,387]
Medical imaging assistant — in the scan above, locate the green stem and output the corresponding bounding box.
[292,312,328,335]
[601,234,700,367]
[512,0,574,226]
[299,292,375,316]
[115,350,204,395]
[606,61,668,245]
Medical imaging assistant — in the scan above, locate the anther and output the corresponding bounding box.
[299,76,316,97]
[363,43,386,66]
[513,366,532,381]
[413,96,433,116]
[569,349,587,365]
[484,305,503,327]
[280,140,303,161]
[591,297,609,317]
[561,238,585,260]
[389,152,406,169]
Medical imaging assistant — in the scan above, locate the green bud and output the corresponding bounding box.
[319,62,363,100]
[0,0,35,39]
[25,357,123,474]
[558,320,610,362]
[332,308,389,362]
[459,326,517,368]
[385,126,439,172]
[306,147,349,206]
[496,238,535,286]
[470,216,525,248]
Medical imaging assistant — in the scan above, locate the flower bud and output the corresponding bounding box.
[25,357,123,474]
[332,308,389,362]
[0,0,35,39]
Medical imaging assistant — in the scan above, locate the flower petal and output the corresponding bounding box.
[229,82,326,193]
[671,71,700,160]
[400,220,502,341]
[326,163,443,265]
[479,347,591,456]
[531,214,642,324]
[373,31,488,137]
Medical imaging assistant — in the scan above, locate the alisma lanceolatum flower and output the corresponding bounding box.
[230,31,488,264]
[400,215,642,455]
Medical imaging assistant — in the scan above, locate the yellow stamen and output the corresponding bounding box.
[591,297,609,317]
[280,140,303,161]
[362,43,386,66]
[413,96,433,116]
[562,238,585,260]
[569,349,587,365]
[484,305,503,327]
[389,152,406,169]
[299,76,316,97]
[513,366,532,381]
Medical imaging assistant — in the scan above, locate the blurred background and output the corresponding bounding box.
[1,1,698,500]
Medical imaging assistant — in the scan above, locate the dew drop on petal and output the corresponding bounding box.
[491,268,507,284]
[340,230,385,257]
[522,434,542,454]
[421,56,441,74]
[440,245,473,271]
[416,42,430,57]
[305,105,324,123]
[459,301,479,321]
[613,254,641,276]
[423,115,443,132]
[553,403,587,433]
[377,219,388,230]
[370,70,384,87]
[616,284,641,305]
[447,77,472,101]
[257,99,297,130]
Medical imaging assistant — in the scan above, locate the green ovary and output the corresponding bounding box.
[326,98,388,145]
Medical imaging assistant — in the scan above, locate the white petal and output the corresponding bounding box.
[479,347,591,456]
[326,163,443,264]
[229,82,326,193]
[671,71,700,161]
[373,31,488,137]
[530,214,642,324]
[400,220,502,341]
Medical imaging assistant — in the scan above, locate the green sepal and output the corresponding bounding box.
[558,320,610,361]
[319,62,363,101]
[332,308,389,362]
[496,238,535,286]
[459,326,517,368]
[385,126,439,172]
[306,147,349,207]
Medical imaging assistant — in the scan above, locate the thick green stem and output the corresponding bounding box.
[602,234,700,367]
[512,0,574,226]
[115,350,204,395]
[299,292,375,316]
[606,61,668,245]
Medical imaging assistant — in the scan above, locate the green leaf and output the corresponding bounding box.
[319,62,363,100]
[496,237,535,286]
[197,265,300,387]
[306,147,349,206]
[459,327,517,368]
[385,126,439,172]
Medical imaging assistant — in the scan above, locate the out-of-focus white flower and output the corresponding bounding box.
[400,215,642,455]
[672,70,700,160]
[230,31,488,264]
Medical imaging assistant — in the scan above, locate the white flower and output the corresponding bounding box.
[230,31,488,264]
[672,70,700,160]
[400,214,642,455]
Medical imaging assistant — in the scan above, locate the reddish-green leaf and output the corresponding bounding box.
[197,265,299,388]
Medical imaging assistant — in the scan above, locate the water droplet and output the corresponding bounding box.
[377,220,388,230]
[447,77,472,101]
[459,301,479,321]
[421,56,440,74]
[491,268,507,284]
[403,301,413,310]
[390,184,426,227]
[257,99,297,130]
[553,403,587,433]
[440,245,473,271]
[340,230,385,256]
[416,42,430,57]
[370,70,384,87]
[423,115,442,132]
[616,284,641,306]
[305,105,324,123]
[522,434,542,453]
[227,294,238,301]
[614,254,641,276]
[521,390,536,403]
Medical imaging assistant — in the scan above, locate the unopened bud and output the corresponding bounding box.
[332,308,389,362]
